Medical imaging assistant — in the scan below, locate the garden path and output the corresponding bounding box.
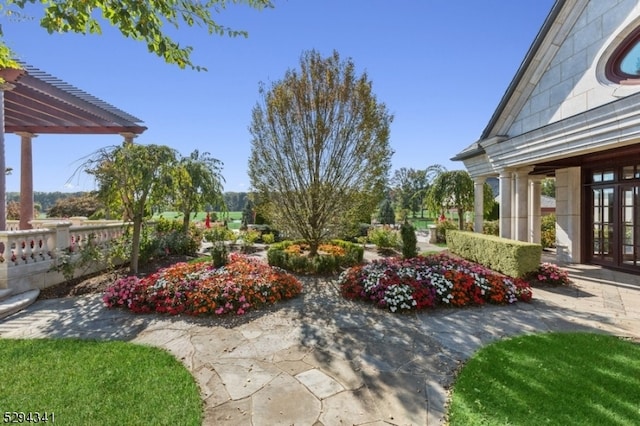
[1,249,639,425]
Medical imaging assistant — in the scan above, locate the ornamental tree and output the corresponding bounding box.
[248,50,393,256]
[426,170,494,230]
[83,142,178,274]
[171,149,225,233]
[1,0,272,70]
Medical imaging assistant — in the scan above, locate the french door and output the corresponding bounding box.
[588,170,640,271]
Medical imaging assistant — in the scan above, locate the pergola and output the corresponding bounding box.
[0,63,147,230]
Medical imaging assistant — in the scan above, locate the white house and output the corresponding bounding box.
[453,0,640,273]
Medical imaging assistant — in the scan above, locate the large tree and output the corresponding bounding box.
[83,142,177,274]
[248,50,393,256]
[172,149,225,232]
[390,164,445,218]
[1,0,272,70]
[426,170,494,230]
[47,192,102,218]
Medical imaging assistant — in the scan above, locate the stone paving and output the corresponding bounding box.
[1,249,640,425]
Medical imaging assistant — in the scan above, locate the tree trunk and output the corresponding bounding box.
[130,217,142,275]
[457,207,465,230]
[309,240,319,257]
[182,209,190,234]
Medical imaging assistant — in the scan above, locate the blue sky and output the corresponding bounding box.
[2,0,555,193]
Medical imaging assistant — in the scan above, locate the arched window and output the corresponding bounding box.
[606,27,640,84]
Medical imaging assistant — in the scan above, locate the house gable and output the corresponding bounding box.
[455,0,640,175]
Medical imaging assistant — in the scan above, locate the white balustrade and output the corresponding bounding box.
[0,220,131,293]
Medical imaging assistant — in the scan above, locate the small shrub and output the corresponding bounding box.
[211,243,228,268]
[267,239,363,274]
[541,214,556,248]
[204,226,235,243]
[368,226,400,253]
[239,229,261,251]
[262,232,275,244]
[483,220,499,236]
[400,220,418,259]
[436,220,458,243]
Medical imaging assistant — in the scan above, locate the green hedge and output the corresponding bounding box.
[267,239,364,274]
[446,230,541,278]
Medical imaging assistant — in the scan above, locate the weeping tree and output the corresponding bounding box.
[426,170,494,230]
[172,150,226,233]
[248,49,393,256]
[83,143,178,274]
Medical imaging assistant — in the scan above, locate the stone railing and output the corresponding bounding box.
[0,220,130,294]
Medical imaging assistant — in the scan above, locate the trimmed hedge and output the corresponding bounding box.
[267,239,364,274]
[446,230,542,278]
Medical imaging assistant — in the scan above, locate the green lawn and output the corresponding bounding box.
[448,332,640,425]
[0,339,202,425]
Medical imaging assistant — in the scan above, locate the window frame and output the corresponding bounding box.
[605,26,640,85]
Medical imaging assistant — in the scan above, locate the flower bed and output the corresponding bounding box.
[338,253,533,312]
[525,262,571,286]
[103,253,302,316]
[267,239,364,274]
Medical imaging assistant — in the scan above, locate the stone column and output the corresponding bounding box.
[499,169,513,239]
[17,132,36,230]
[556,167,581,263]
[120,132,137,145]
[529,176,543,243]
[514,168,532,242]
[473,176,486,233]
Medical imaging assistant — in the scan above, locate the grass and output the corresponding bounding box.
[0,339,202,425]
[154,210,242,222]
[154,210,243,229]
[448,332,640,425]
[407,217,434,230]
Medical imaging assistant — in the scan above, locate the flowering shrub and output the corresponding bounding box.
[338,253,533,312]
[103,253,302,316]
[526,262,570,286]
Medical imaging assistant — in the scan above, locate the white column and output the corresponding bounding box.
[555,167,582,263]
[529,176,543,244]
[473,176,486,233]
[499,169,512,239]
[514,168,532,242]
[17,132,36,230]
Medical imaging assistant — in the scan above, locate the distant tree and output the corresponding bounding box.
[83,143,177,274]
[541,178,556,198]
[47,193,102,218]
[1,0,273,70]
[390,167,414,211]
[427,170,494,230]
[377,198,395,225]
[6,201,19,220]
[391,165,445,218]
[241,198,255,228]
[248,50,393,256]
[171,150,225,233]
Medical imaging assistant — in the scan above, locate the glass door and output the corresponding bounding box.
[622,185,640,266]
[592,187,614,263]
